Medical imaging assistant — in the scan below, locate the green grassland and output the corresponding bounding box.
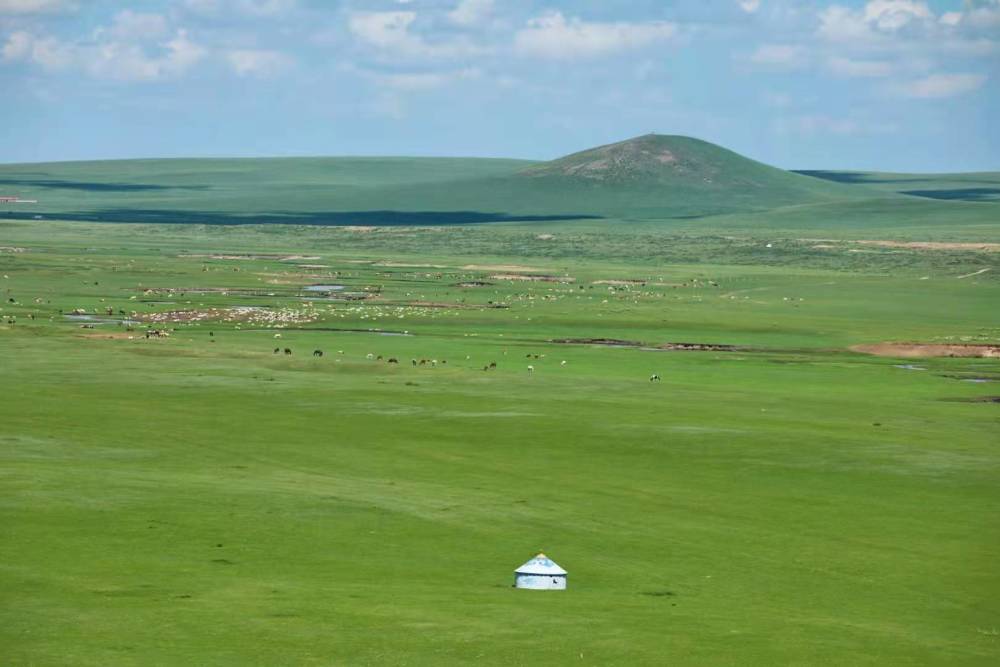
[1,137,999,665]
[2,215,999,666]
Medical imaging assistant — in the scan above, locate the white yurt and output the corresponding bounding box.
[514,553,567,590]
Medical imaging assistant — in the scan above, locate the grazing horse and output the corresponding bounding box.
[273,347,280,354]
[284,348,292,355]
[387,357,399,364]
[489,361,497,369]
[313,349,323,357]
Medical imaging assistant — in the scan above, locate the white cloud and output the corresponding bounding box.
[379,67,481,91]
[513,11,676,60]
[233,0,295,17]
[1,30,30,59]
[748,43,806,67]
[2,30,73,68]
[827,56,892,77]
[2,26,207,81]
[818,1,934,44]
[940,11,963,26]
[349,11,416,49]
[863,0,931,30]
[962,0,1000,28]
[100,10,169,41]
[225,48,291,77]
[895,72,986,98]
[87,30,206,81]
[738,0,761,13]
[0,0,73,14]
[182,0,294,17]
[349,10,482,58]
[448,0,493,27]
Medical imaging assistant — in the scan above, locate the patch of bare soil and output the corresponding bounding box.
[490,274,575,283]
[852,343,1000,358]
[856,240,1000,251]
[463,264,550,272]
[179,253,320,261]
[802,239,1000,252]
[374,261,450,269]
[593,279,647,286]
[536,234,555,241]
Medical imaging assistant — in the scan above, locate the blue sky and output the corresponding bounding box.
[1,0,997,170]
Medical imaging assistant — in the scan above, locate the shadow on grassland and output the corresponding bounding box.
[792,170,917,185]
[3,209,602,226]
[0,178,209,192]
[901,188,1000,202]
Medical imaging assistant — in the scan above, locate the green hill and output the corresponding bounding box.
[0,134,980,226]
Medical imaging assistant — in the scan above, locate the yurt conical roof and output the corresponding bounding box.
[515,553,567,575]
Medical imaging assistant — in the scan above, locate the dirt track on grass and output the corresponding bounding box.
[852,343,1000,358]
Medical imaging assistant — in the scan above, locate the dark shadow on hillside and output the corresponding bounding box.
[793,170,914,185]
[2,208,602,226]
[901,188,1000,202]
[0,178,209,192]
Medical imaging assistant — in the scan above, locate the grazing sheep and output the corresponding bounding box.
[367,353,375,360]
[388,357,399,364]
[489,361,497,369]
[412,359,417,366]
[284,348,292,355]
[561,360,567,366]
[650,374,661,382]
[527,365,534,372]
[273,348,280,354]
[313,350,323,357]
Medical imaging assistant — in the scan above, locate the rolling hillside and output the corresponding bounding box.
[1,134,992,226]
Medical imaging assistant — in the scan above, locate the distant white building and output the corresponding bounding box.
[515,553,567,590]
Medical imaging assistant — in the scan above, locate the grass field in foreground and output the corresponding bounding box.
[1,218,999,665]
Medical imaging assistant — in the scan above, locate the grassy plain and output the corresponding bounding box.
[1,210,999,665]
